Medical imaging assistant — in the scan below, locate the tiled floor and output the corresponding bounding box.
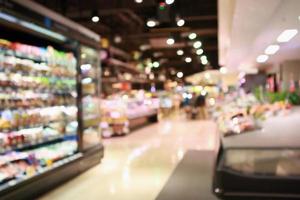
[40,118,218,200]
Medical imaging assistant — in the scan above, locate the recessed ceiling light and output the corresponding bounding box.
[166,38,175,45]
[201,59,208,65]
[277,29,298,43]
[188,33,197,40]
[200,55,207,61]
[135,0,143,3]
[196,49,203,55]
[185,57,192,63]
[153,61,160,68]
[193,41,202,48]
[177,19,185,27]
[165,0,175,5]
[256,54,269,63]
[220,67,227,74]
[91,16,99,23]
[114,35,122,43]
[146,19,157,27]
[177,49,184,55]
[177,72,183,78]
[264,44,280,55]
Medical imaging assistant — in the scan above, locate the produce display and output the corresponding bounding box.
[0,39,78,187]
[212,92,291,137]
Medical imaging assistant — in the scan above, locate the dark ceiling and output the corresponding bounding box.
[35,0,218,77]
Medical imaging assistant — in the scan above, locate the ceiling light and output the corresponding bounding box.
[91,16,99,23]
[185,57,192,63]
[177,72,183,78]
[220,67,228,74]
[196,49,203,55]
[135,0,143,3]
[193,41,202,48]
[188,33,197,40]
[153,61,160,68]
[165,0,175,5]
[200,55,207,61]
[201,59,208,65]
[264,44,280,55]
[176,19,185,27]
[166,38,175,45]
[147,19,157,27]
[177,49,184,55]
[277,29,298,43]
[256,54,269,63]
[114,35,122,43]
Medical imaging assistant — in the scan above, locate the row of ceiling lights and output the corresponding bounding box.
[168,33,209,65]
[135,0,175,5]
[256,29,298,63]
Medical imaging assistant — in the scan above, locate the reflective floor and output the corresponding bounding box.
[40,117,218,200]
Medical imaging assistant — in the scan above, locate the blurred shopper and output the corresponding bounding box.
[194,94,207,120]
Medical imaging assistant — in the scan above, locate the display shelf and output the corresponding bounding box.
[0,1,103,198]
[0,152,82,192]
[0,47,75,69]
[0,133,77,155]
[2,50,46,64]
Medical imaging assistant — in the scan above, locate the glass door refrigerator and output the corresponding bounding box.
[79,46,102,151]
[0,1,104,199]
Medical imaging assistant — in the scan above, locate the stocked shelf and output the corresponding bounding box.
[0,2,104,199]
[0,37,80,191]
[0,149,82,192]
[0,132,77,155]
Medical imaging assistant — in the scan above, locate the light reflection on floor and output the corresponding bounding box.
[40,119,218,200]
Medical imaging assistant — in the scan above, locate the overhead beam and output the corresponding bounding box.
[184,15,217,21]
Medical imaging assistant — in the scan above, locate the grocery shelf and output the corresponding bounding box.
[2,50,46,63]
[0,152,83,192]
[0,133,77,155]
[0,1,104,198]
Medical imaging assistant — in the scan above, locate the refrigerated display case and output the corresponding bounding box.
[80,46,101,150]
[0,1,103,199]
[213,108,300,199]
[100,91,159,137]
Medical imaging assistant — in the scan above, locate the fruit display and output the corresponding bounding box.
[213,92,292,137]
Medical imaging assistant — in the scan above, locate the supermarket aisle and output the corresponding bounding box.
[40,119,218,200]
